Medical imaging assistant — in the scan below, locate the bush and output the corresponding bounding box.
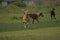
[12,16,18,20]
[20,16,22,19]
[12,16,22,20]
[13,1,26,7]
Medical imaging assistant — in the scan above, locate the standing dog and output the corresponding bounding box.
[23,10,30,29]
[50,8,56,20]
[29,12,44,24]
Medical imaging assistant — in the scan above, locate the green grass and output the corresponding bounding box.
[0,27,60,40]
[0,3,60,40]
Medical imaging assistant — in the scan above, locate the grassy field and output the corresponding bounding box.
[0,27,60,40]
[0,3,60,40]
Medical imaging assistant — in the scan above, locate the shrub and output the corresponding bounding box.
[13,1,26,7]
[12,16,18,20]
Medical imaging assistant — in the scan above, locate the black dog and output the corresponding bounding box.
[50,8,56,20]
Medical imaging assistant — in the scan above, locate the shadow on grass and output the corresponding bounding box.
[0,20,60,32]
[0,23,24,32]
[28,20,60,30]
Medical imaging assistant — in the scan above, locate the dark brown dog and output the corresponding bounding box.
[28,13,44,24]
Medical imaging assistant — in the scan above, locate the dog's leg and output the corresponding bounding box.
[36,19,39,23]
[33,19,35,24]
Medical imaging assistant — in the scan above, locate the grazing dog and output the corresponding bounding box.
[50,8,56,20]
[23,10,30,29]
[29,12,44,24]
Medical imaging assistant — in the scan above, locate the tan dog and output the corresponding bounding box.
[23,10,30,29]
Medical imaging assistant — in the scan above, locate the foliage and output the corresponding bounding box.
[12,16,18,20]
[13,1,26,7]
